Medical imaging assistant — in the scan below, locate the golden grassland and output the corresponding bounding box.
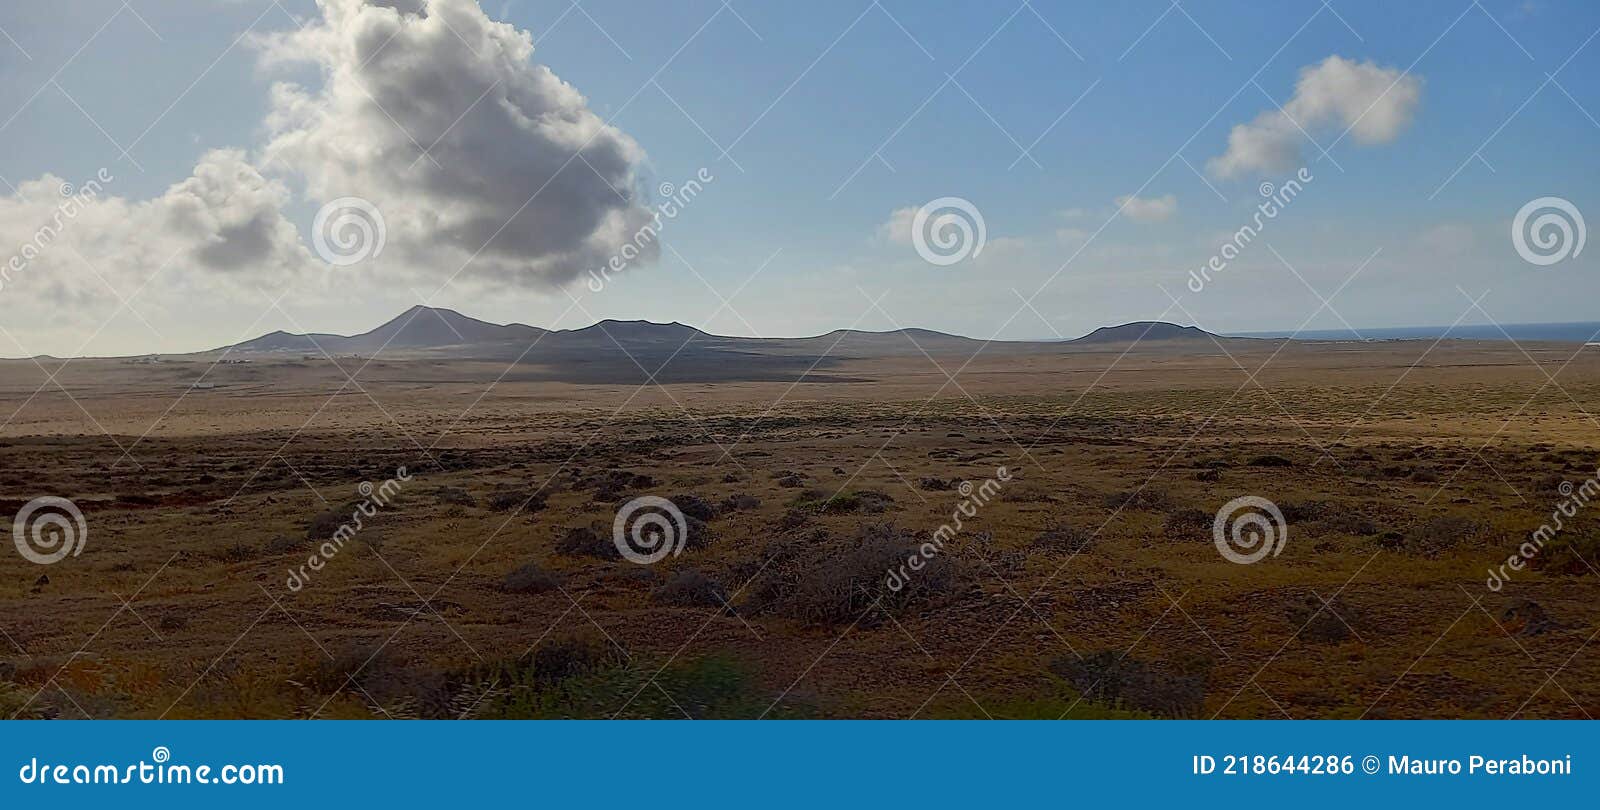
[2,338,1598,718]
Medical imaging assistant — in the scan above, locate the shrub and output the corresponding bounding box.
[1247,454,1294,468]
[304,507,348,540]
[212,542,258,563]
[500,562,562,594]
[555,524,618,559]
[265,535,302,555]
[1532,526,1600,576]
[1161,507,1211,540]
[1049,651,1208,718]
[720,493,761,512]
[434,487,477,507]
[1285,592,1360,643]
[1399,515,1484,557]
[488,489,546,513]
[670,494,718,522]
[1499,599,1557,636]
[1102,488,1174,512]
[1278,500,1330,523]
[743,523,959,626]
[652,569,728,608]
[1032,523,1094,554]
[477,653,808,719]
[1319,511,1379,536]
[527,635,624,685]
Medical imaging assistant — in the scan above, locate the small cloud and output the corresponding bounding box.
[1056,227,1091,246]
[1115,193,1177,223]
[1057,207,1089,220]
[877,206,918,245]
[1209,55,1422,179]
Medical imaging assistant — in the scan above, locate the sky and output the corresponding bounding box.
[0,0,1596,357]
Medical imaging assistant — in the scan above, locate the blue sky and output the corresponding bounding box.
[0,0,1596,355]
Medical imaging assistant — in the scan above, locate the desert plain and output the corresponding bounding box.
[2,311,1598,719]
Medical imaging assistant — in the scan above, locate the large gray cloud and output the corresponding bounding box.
[255,0,657,287]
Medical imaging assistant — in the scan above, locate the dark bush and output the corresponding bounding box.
[555,524,618,559]
[1286,592,1361,643]
[670,494,719,522]
[1278,500,1330,523]
[212,542,258,563]
[488,489,546,513]
[265,535,302,555]
[1319,511,1380,536]
[1399,515,1484,557]
[435,487,477,507]
[652,569,728,608]
[1032,523,1094,554]
[1499,599,1557,636]
[304,507,348,540]
[1102,488,1174,512]
[500,562,562,594]
[743,523,958,625]
[1247,454,1294,468]
[720,493,761,512]
[527,635,624,685]
[1532,526,1600,576]
[1049,651,1209,717]
[1161,507,1211,540]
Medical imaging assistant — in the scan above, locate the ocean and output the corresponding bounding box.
[1229,322,1600,344]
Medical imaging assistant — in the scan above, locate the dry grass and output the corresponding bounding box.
[2,340,1599,718]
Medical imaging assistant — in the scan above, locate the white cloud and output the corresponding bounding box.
[877,206,918,245]
[254,0,656,288]
[1209,55,1422,179]
[0,150,312,307]
[1115,193,1176,223]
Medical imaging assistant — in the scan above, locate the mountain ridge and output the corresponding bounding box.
[220,306,1226,357]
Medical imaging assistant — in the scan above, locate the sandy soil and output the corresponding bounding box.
[2,338,1598,718]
